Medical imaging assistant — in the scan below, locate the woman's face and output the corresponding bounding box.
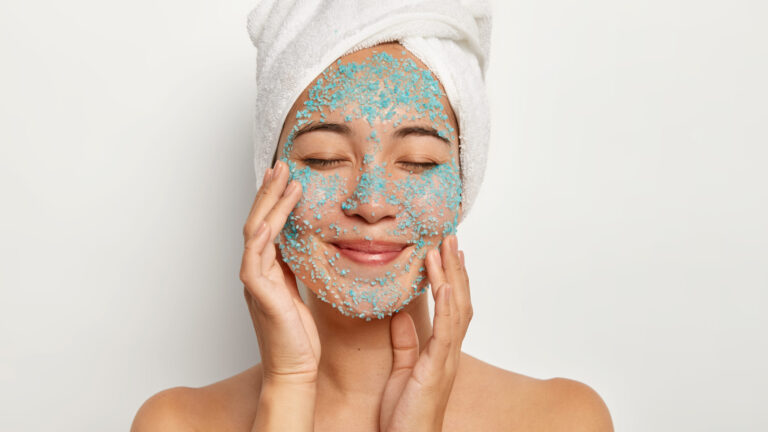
[275,43,462,320]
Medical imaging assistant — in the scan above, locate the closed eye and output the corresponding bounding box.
[303,158,345,168]
[398,161,438,171]
[303,158,437,171]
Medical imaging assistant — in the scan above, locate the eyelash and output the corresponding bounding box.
[302,159,437,170]
[304,158,343,167]
[400,161,437,170]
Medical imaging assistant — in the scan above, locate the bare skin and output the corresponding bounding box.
[131,43,614,432]
[131,360,612,431]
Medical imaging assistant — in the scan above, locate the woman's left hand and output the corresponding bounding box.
[379,234,473,432]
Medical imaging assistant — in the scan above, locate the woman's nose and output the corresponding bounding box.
[341,166,398,224]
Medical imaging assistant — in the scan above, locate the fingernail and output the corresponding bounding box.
[451,236,459,253]
[459,250,465,266]
[274,161,283,176]
[434,248,442,266]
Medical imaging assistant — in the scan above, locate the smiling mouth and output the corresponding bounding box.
[330,240,409,266]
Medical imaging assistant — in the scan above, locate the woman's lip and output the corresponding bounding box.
[332,240,406,253]
[330,241,409,266]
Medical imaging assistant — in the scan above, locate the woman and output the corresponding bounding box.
[132,2,613,431]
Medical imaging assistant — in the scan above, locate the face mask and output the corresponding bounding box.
[277,50,462,320]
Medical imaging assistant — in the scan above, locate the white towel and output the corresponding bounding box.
[246,0,492,222]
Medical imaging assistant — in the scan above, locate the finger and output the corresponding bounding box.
[241,222,302,320]
[428,283,453,361]
[247,168,273,219]
[457,249,473,337]
[441,236,469,330]
[243,160,292,240]
[240,221,270,286]
[261,167,273,189]
[260,237,277,276]
[256,176,301,275]
[263,180,303,244]
[457,249,471,306]
[390,312,420,374]
[425,248,447,298]
[440,236,463,295]
[380,312,419,431]
[276,239,302,301]
[243,167,273,235]
[261,241,277,273]
[259,240,300,303]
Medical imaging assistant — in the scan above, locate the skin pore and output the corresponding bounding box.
[275,44,463,321]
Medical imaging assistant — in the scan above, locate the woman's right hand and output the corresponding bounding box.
[240,159,321,386]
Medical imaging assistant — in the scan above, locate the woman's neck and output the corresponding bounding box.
[299,281,434,404]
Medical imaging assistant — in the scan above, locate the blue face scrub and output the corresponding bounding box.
[277,50,462,320]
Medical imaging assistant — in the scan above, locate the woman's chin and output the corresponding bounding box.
[306,276,428,320]
[289,239,432,320]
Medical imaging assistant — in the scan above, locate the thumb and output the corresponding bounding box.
[379,312,419,431]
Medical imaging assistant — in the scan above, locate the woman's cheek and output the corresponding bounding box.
[278,167,342,275]
[396,165,462,249]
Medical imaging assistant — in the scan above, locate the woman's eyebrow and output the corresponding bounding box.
[294,122,351,139]
[393,126,450,144]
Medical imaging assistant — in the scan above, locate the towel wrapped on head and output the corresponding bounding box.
[246,0,492,221]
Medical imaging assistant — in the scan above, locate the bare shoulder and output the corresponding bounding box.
[130,364,263,432]
[130,386,200,431]
[445,353,614,432]
[539,376,614,432]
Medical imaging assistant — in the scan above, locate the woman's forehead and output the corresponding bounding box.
[278,42,459,149]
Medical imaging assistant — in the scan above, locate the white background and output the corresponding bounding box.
[1,0,766,430]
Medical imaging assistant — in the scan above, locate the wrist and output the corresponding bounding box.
[254,380,316,432]
[262,369,319,389]
[260,377,318,397]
